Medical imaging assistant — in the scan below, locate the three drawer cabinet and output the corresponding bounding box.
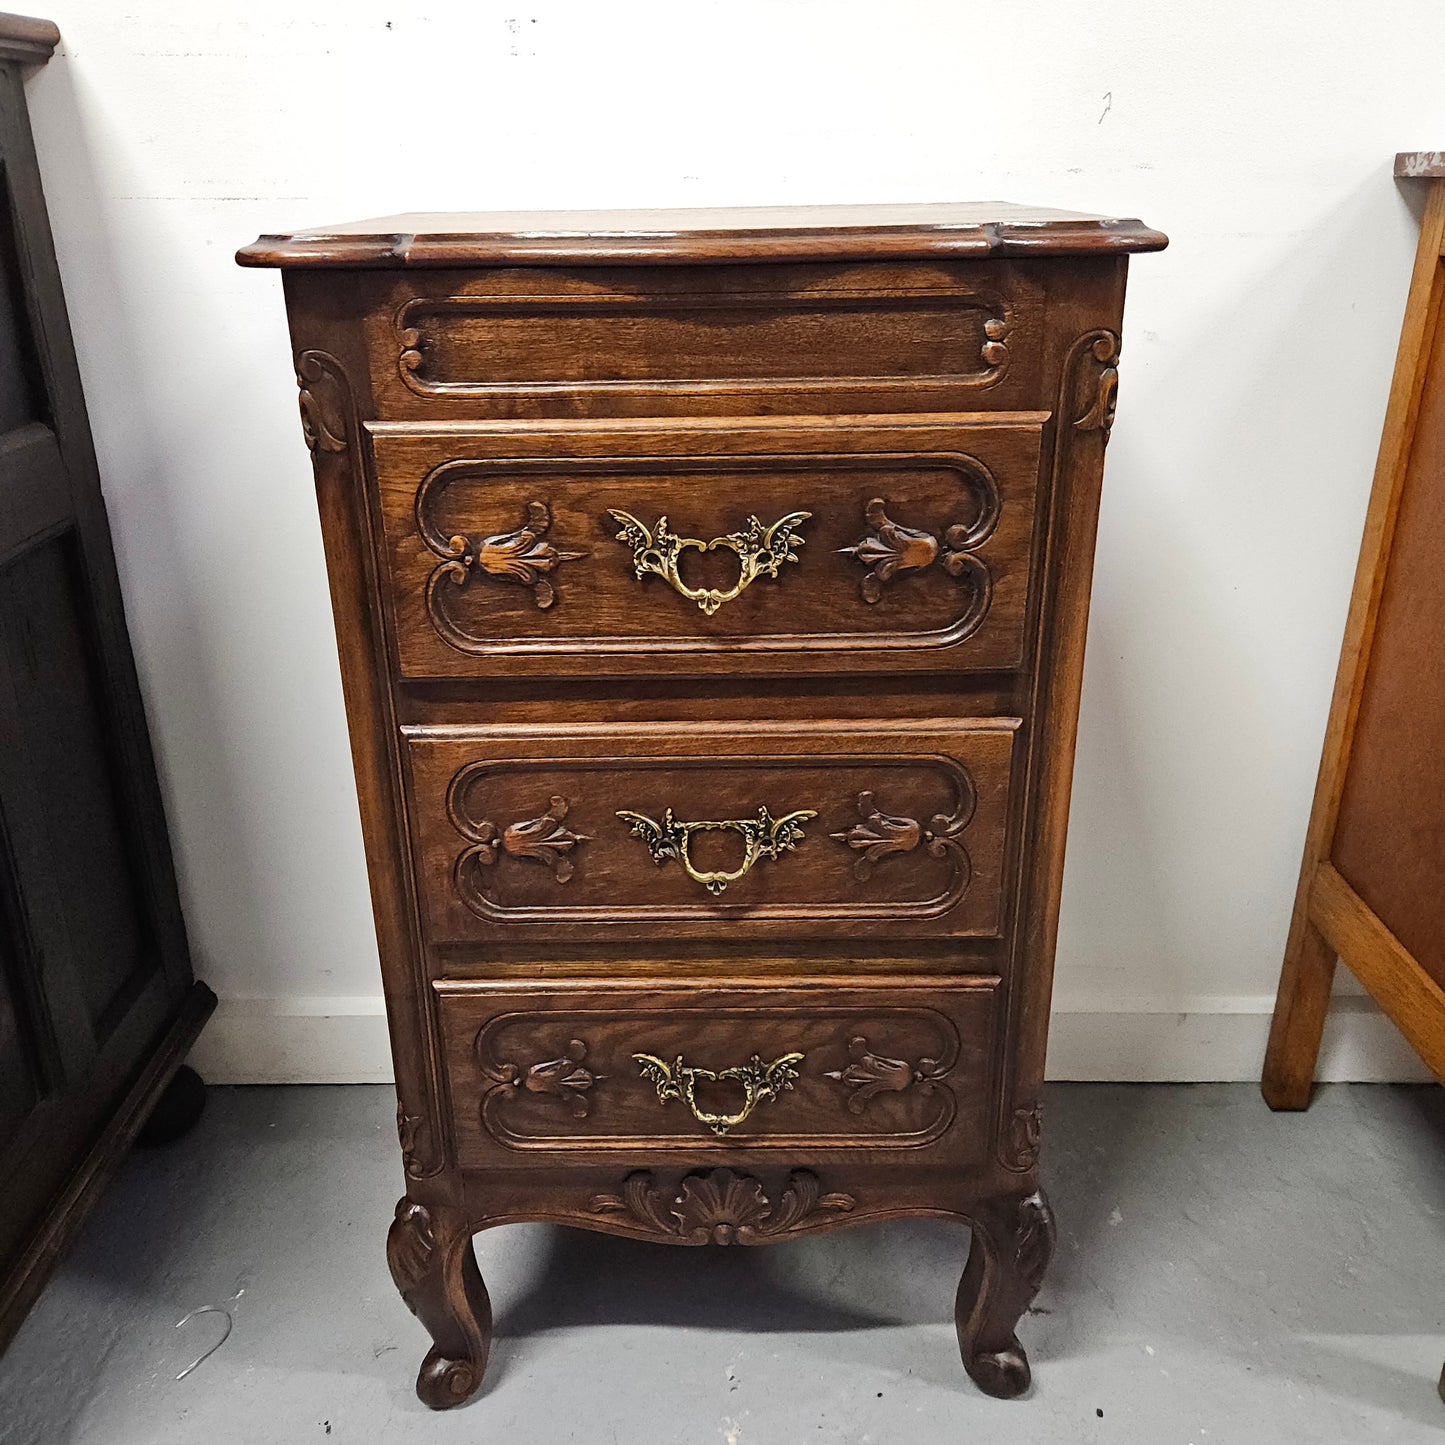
[238,203,1165,1408]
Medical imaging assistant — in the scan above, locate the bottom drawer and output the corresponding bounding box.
[435,977,1000,1167]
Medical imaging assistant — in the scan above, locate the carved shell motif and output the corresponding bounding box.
[590,1168,855,1245]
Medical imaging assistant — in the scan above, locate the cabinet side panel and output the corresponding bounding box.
[281,273,453,1187]
[995,258,1129,1171]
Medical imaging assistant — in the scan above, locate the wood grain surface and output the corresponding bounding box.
[1263,173,1445,1107]
[239,201,1168,268]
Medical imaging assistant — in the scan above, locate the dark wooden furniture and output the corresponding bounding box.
[0,13,214,1350]
[239,202,1165,1407]
[1264,154,1445,1106]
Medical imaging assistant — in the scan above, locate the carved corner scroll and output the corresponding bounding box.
[830,773,977,888]
[295,350,350,454]
[1068,331,1121,442]
[838,462,999,619]
[1001,1103,1043,1171]
[824,1036,949,1114]
[590,1168,855,1245]
[449,788,589,892]
[395,1103,434,1180]
[479,1037,602,1120]
[980,314,1010,369]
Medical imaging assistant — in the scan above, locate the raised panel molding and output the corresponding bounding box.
[398,448,1030,662]
[442,752,986,928]
[464,1001,966,1154]
[393,284,1018,400]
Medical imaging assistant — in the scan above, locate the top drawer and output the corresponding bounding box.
[358,261,1047,419]
[369,414,1044,680]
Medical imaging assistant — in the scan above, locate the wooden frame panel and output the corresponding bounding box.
[1262,159,1445,1106]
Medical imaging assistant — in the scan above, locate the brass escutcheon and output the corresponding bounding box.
[633,1051,805,1136]
[616,805,816,895]
[607,509,810,615]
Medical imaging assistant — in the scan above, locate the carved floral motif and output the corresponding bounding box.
[838,476,999,607]
[590,1168,855,1245]
[838,500,939,602]
[453,794,589,885]
[824,1036,949,1113]
[420,498,587,617]
[830,782,976,884]
[479,1038,602,1119]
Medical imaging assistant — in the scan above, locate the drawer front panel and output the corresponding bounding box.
[435,978,1000,1167]
[363,261,1046,417]
[405,720,1018,944]
[370,417,1042,678]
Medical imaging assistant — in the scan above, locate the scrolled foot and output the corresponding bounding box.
[387,1197,492,1410]
[417,1347,486,1410]
[964,1339,1031,1399]
[955,1188,1054,1399]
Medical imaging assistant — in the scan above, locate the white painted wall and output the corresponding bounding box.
[25,1,1441,1083]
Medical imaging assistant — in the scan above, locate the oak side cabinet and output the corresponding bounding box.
[238,203,1166,1408]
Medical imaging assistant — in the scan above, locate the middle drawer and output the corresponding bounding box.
[403,717,1018,944]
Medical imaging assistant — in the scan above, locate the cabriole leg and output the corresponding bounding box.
[955,1188,1055,1399]
[386,1197,492,1409]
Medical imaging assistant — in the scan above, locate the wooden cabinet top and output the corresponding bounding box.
[237,201,1167,269]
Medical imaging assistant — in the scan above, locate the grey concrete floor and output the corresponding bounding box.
[0,1084,1440,1445]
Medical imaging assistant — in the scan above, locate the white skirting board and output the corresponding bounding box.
[186,992,1434,1086]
